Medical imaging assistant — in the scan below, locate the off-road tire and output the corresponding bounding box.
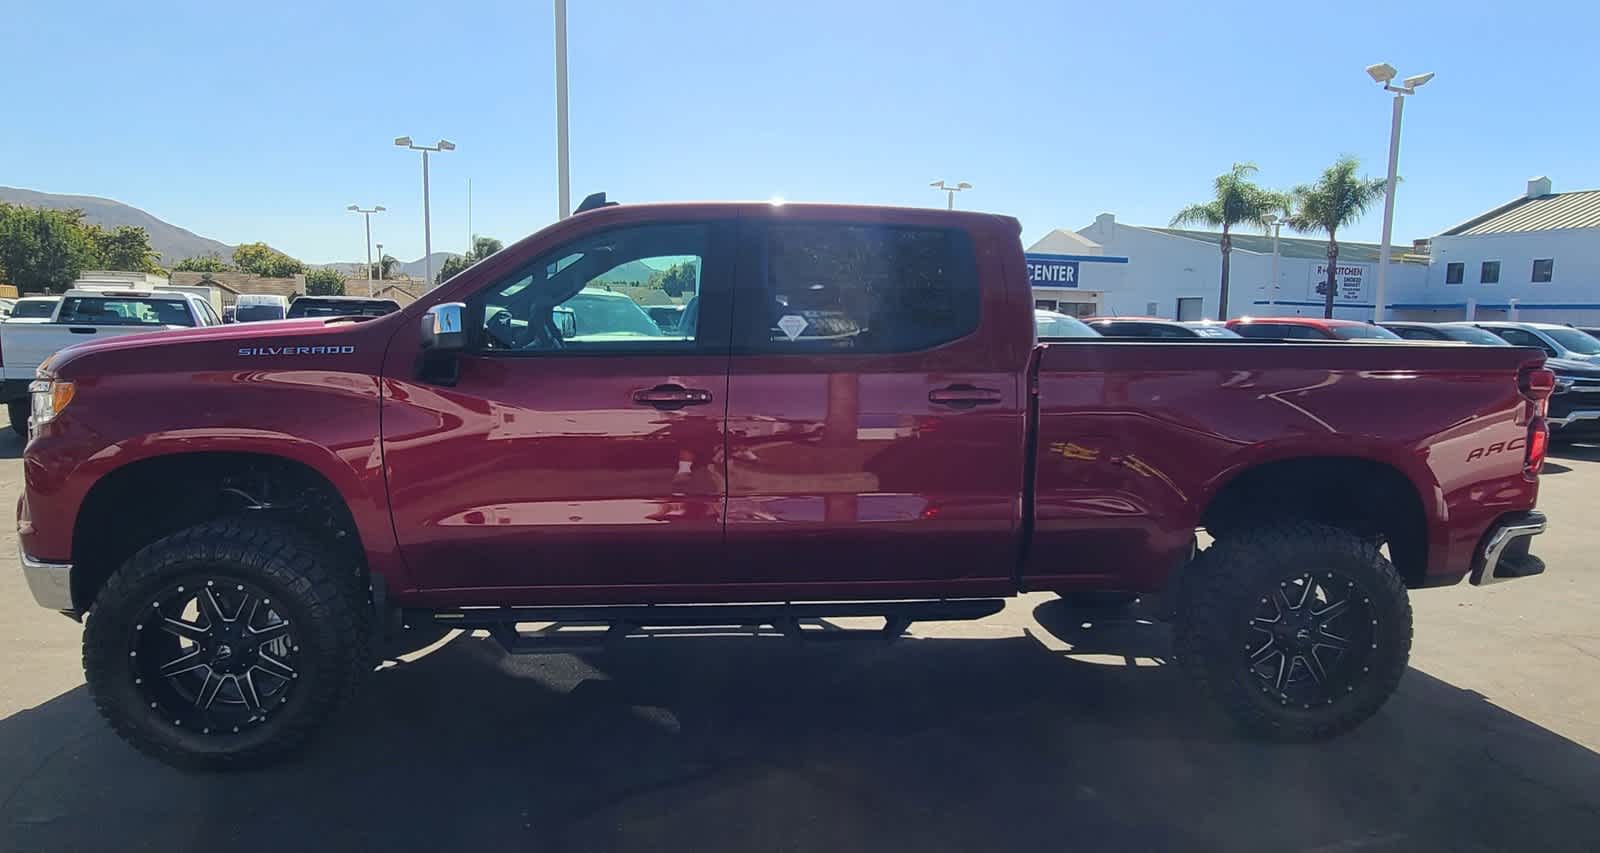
[83,519,369,770]
[1175,521,1412,740]
[8,398,27,437]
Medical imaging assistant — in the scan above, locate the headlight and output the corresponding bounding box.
[28,380,75,429]
[1554,378,1575,393]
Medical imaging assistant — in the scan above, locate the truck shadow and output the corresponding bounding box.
[2,602,1598,853]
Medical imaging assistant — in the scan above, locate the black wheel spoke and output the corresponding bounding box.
[199,587,229,625]
[238,673,262,711]
[1271,652,1289,691]
[1313,598,1349,622]
[247,620,290,643]
[195,670,226,709]
[1249,640,1279,663]
[253,651,296,681]
[1291,577,1314,610]
[159,617,208,642]
[1302,650,1329,685]
[1314,631,1351,653]
[159,648,208,677]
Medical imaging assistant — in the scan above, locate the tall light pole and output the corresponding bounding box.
[1264,214,1285,311]
[375,243,384,285]
[929,180,972,210]
[394,136,456,288]
[1364,63,1433,322]
[554,0,571,219]
[347,204,384,295]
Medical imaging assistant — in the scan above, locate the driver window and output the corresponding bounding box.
[473,223,707,353]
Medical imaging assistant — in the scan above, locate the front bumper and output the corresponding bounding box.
[1469,511,1547,586]
[20,550,74,611]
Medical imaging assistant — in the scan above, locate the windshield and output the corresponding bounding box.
[1189,326,1242,338]
[235,304,286,322]
[287,300,398,318]
[1035,312,1099,338]
[9,299,58,318]
[1330,324,1401,340]
[55,296,193,326]
[566,292,662,338]
[1441,325,1511,345]
[1544,327,1600,355]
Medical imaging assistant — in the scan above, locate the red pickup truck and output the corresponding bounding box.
[19,200,1552,769]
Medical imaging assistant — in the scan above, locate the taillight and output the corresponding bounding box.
[1525,417,1549,480]
[1520,365,1556,418]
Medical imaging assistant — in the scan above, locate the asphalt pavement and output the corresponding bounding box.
[2,432,1598,852]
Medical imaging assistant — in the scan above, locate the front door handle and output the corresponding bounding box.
[633,384,713,410]
[929,384,1003,409]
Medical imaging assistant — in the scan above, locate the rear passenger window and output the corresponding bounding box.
[746,223,978,353]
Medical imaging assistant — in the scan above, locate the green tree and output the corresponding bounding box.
[87,225,161,273]
[1286,156,1390,318]
[649,261,699,297]
[1170,163,1287,320]
[304,267,346,296]
[370,254,399,279]
[232,242,305,277]
[435,236,505,285]
[0,205,98,293]
[175,253,233,272]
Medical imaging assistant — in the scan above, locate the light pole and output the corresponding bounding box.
[554,0,570,219]
[394,136,456,288]
[1264,214,1286,311]
[929,180,972,210]
[375,243,384,285]
[347,204,384,295]
[1364,63,1433,322]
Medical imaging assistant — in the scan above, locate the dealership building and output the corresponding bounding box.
[1024,176,1598,324]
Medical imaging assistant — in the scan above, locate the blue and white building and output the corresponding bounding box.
[1387,177,1600,324]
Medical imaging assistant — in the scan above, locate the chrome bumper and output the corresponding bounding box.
[20,550,74,611]
[1469,511,1547,586]
[1548,409,1600,427]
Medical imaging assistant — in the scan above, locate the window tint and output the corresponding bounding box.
[471,222,709,353]
[1393,327,1442,341]
[9,299,57,319]
[57,297,194,326]
[1445,262,1464,284]
[1532,259,1554,283]
[1439,325,1509,345]
[748,223,977,353]
[1491,327,1557,356]
[1329,324,1400,340]
[1544,327,1600,356]
[1480,261,1500,284]
[1235,323,1320,339]
[236,304,286,322]
[1035,312,1098,338]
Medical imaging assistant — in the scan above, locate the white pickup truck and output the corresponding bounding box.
[0,288,222,434]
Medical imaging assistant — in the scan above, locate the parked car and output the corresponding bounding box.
[1574,326,1600,342]
[1380,321,1512,345]
[286,296,401,319]
[20,200,1551,770]
[646,304,688,332]
[0,289,219,434]
[1085,317,1242,339]
[1227,317,1402,340]
[1474,321,1600,439]
[1034,309,1100,338]
[5,296,61,322]
[234,294,290,322]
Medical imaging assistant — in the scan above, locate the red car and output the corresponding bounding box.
[1227,316,1403,340]
[19,199,1551,769]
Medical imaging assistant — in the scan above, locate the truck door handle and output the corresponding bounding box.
[632,384,713,410]
[928,385,1003,408]
[68,327,98,335]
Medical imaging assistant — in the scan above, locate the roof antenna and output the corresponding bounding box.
[575,192,617,214]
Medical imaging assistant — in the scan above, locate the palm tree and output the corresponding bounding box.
[1170,163,1287,319]
[1286,156,1389,318]
[370,254,398,279]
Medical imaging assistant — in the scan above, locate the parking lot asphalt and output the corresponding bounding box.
[2,433,1598,853]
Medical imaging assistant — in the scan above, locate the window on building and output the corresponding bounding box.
[1480,261,1500,284]
[1175,297,1203,321]
[1532,259,1554,283]
[1444,262,1464,284]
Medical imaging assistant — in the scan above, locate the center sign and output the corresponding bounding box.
[1028,257,1081,288]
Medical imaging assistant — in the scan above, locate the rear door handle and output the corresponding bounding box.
[68,327,98,335]
[633,384,713,410]
[928,384,1003,408]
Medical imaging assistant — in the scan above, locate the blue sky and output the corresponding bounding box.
[5,0,1596,264]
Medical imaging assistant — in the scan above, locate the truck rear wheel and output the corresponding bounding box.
[83,519,369,770]
[1175,521,1412,740]
[8,398,27,437]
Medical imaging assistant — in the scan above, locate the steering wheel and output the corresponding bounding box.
[485,308,535,350]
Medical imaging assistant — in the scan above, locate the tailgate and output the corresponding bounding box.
[1025,340,1543,589]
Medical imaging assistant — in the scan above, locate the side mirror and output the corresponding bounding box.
[420,302,465,351]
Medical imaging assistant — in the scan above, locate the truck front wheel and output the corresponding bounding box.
[1175,521,1412,740]
[83,519,369,770]
[8,398,27,437]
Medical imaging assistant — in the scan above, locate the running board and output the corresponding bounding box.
[426,599,1006,654]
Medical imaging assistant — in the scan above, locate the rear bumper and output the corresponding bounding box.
[1469,510,1547,586]
[20,549,74,611]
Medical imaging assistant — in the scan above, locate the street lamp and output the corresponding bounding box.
[1264,214,1286,311]
[375,243,384,284]
[395,136,456,288]
[1364,63,1433,322]
[929,180,972,210]
[347,204,385,295]
[554,0,571,219]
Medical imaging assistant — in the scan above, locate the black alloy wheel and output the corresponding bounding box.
[1244,572,1376,709]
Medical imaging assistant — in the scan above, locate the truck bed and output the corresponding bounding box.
[1026,339,1543,592]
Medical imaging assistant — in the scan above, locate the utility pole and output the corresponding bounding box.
[555,0,571,219]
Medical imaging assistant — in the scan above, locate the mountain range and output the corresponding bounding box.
[0,186,444,275]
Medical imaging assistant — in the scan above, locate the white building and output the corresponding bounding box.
[1387,177,1600,324]
[1026,214,1425,321]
